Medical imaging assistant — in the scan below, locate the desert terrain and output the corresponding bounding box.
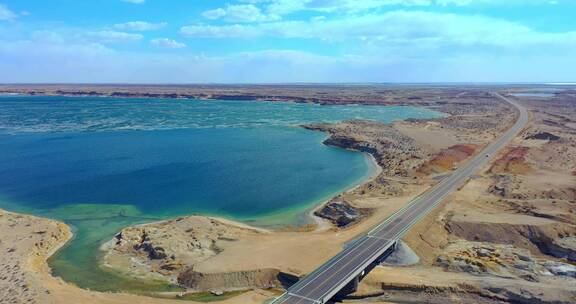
[0,85,574,304]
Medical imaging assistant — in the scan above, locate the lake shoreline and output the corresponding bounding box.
[3,86,574,304]
[97,115,459,292]
[0,121,387,300]
[0,94,446,295]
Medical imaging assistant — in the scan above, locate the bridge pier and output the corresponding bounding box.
[336,275,359,298]
[334,241,398,300]
[376,240,398,264]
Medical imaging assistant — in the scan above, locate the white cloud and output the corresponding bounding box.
[0,3,17,21]
[2,39,575,83]
[237,0,565,15]
[202,8,227,20]
[0,1,574,83]
[265,0,428,15]
[202,4,280,23]
[0,38,118,83]
[114,21,167,31]
[88,31,143,43]
[122,0,145,4]
[150,38,186,48]
[29,29,144,45]
[181,10,576,51]
[181,24,261,38]
[435,0,561,5]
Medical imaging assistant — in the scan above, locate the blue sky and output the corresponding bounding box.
[0,0,575,83]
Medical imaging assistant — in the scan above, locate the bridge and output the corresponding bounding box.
[272,93,528,304]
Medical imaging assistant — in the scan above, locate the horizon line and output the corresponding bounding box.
[2,82,576,86]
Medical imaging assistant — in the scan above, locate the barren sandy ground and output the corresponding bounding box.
[100,88,515,300]
[1,87,574,304]
[347,92,576,303]
[0,209,279,304]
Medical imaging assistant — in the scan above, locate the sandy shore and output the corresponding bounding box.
[2,86,575,304]
[100,95,495,291]
[100,90,576,303]
[0,104,448,303]
[0,209,279,304]
[307,152,383,232]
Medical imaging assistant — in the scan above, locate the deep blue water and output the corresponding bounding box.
[0,95,444,292]
[0,95,443,220]
[0,127,372,218]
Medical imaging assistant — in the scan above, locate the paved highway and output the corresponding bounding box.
[273,93,528,304]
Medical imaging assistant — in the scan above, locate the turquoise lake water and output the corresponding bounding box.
[0,95,444,292]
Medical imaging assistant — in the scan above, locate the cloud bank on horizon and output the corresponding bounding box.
[0,0,574,83]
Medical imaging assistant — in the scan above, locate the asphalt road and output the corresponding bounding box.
[273,93,528,304]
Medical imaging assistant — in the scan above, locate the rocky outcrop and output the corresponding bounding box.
[104,216,264,277]
[131,230,168,260]
[482,286,576,304]
[489,175,522,199]
[302,120,436,200]
[303,120,431,178]
[546,237,576,261]
[314,200,368,227]
[177,268,283,291]
[436,241,576,281]
[322,135,381,161]
[445,220,576,261]
[489,174,576,202]
[525,132,560,141]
